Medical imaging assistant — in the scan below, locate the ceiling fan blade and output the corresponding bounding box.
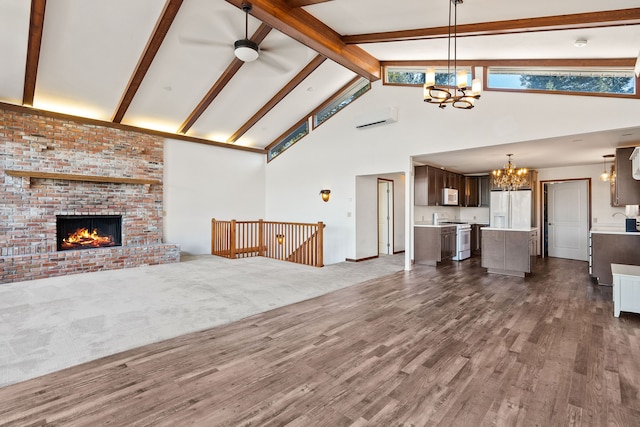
[259,51,293,74]
[179,36,230,49]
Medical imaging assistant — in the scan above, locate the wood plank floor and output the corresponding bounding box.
[1,256,640,426]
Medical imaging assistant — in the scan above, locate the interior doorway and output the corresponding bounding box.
[543,179,590,261]
[378,179,394,255]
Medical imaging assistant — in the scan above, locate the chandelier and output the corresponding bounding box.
[423,0,481,109]
[492,154,528,191]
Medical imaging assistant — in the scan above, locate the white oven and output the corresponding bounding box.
[452,223,471,261]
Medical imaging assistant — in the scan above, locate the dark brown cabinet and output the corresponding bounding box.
[414,226,457,266]
[464,176,479,207]
[478,175,490,207]
[415,165,458,206]
[611,147,640,206]
[591,232,640,285]
[471,223,486,254]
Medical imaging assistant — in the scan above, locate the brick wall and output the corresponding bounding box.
[0,106,180,283]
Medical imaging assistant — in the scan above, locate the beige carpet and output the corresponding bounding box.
[0,254,405,387]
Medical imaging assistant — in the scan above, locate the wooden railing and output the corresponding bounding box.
[211,219,324,267]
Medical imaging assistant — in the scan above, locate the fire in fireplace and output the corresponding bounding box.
[56,215,122,251]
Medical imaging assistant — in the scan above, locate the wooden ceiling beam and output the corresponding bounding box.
[178,24,272,134]
[343,8,640,44]
[286,0,334,7]
[23,0,46,107]
[112,0,184,123]
[225,0,380,81]
[227,54,326,143]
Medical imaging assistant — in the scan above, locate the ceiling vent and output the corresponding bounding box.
[355,107,397,129]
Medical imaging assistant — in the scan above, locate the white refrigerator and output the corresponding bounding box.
[490,190,532,229]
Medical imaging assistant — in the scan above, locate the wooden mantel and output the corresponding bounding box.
[4,170,161,185]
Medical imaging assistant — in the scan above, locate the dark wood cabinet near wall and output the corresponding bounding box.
[611,147,640,206]
[478,175,490,207]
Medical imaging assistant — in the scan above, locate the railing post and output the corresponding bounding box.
[230,219,236,259]
[211,218,215,255]
[317,221,324,267]
[258,219,264,256]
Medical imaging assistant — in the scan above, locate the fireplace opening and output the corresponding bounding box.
[56,215,122,251]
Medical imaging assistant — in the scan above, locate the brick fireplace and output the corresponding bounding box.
[0,105,180,283]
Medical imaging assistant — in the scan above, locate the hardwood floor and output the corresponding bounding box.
[1,256,639,426]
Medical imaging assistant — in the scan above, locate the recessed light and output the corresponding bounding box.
[574,39,587,48]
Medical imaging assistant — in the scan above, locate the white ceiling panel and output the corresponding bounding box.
[305,0,640,34]
[240,61,357,149]
[0,0,31,104]
[33,0,167,120]
[363,26,640,61]
[122,0,262,132]
[186,29,317,143]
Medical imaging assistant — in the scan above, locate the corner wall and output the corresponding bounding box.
[163,139,266,255]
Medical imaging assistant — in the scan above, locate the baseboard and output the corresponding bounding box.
[345,255,379,263]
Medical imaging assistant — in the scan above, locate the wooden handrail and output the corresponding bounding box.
[211,219,324,267]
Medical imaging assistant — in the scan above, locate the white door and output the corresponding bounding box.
[378,180,393,255]
[547,180,589,261]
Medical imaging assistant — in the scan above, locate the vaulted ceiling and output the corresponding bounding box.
[1,0,639,155]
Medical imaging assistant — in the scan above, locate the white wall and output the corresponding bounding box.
[163,138,265,254]
[265,79,640,265]
[354,172,405,260]
[537,163,628,229]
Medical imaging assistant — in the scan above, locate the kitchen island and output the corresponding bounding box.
[414,224,457,266]
[590,229,640,285]
[481,227,538,277]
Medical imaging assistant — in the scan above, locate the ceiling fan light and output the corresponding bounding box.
[234,39,259,62]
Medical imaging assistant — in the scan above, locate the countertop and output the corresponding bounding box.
[414,223,456,228]
[611,263,640,276]
[481,227,538,232]
[414,221,490,228]
[590,228,640,236]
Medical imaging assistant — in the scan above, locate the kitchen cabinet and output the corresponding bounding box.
[414,225,457,266]
[464,176,479,207]
[429,167,444,205]
[590,231,640,285]
[415,165,449,206]
[415,165,468,206]
[481,228,537,277]
[478,175,490,207]
[471,223,487,254]
[415,165,428,206]
[611,147,640,206]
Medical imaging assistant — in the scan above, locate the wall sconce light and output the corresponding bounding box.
[320,189,331,202]
[276,234,285,245]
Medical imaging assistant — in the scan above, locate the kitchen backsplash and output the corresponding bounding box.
[415,205,489,224]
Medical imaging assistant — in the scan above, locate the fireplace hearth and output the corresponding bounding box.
[56,215,122,251]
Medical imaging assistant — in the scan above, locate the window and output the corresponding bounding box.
[487,67,637,97]
[268,120,309,161]
[313,78,370,128]
[385,66,473,87]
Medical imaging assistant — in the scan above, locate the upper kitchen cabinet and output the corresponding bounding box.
[611,147,640,206]
[478,175,491,207]
[415,165,465,206]
[415,165,444,206]
[464,176,479,207]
